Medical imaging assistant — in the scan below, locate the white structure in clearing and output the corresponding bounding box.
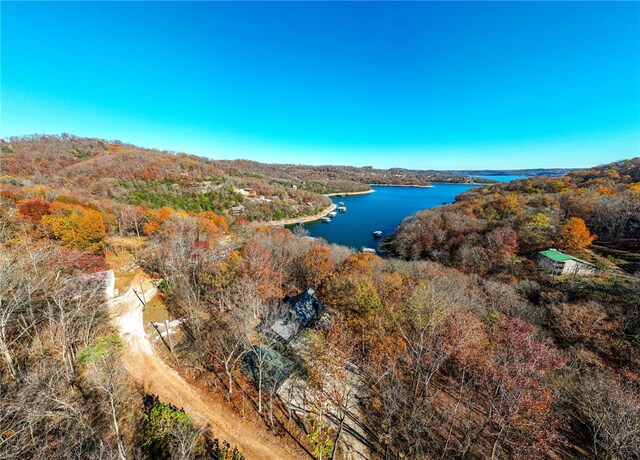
[97,270,116,299]
[537,249,599,276]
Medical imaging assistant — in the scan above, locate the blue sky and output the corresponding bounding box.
[1,1,639,169]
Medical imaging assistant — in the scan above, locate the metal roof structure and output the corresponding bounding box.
[538,249,596,267]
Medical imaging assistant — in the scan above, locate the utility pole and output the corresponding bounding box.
[164,319,174,352]
[133,288,146,309]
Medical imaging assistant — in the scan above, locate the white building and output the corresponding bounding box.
[537,249,599,276]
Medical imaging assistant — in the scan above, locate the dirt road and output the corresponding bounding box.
[109,272,304,460]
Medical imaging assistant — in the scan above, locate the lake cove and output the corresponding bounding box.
[294,185,479,252]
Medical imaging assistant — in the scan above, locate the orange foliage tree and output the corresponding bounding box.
[142,207,175,235]
[559,217,596,251]
[41,203,108,253]
[300,246,334,289]
[196,211,228,239]
[240,243,283,304]
[340,252,381,275]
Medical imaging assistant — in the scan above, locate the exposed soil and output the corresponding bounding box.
[109,270,307,460]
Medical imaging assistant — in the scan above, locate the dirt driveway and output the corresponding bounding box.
[110,271,305,460]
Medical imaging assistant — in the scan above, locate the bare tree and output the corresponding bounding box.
[206,316,250,401]
[572,371,640,459]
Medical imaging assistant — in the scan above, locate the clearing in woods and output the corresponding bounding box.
[106,244,306,460]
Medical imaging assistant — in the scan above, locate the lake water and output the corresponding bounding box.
[297,185,479,251]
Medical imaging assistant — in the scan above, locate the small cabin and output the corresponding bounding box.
[269,289,324,343]
[537,249,599,276]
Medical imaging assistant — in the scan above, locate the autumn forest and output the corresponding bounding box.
[1,135,639,460]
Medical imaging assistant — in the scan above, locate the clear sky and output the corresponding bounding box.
[1,1,639,169]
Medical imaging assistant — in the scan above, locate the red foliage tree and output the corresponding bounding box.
[18,198,52,222]
[487,316,566,457]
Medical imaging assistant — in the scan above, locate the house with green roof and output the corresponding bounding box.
[537,249,599,276]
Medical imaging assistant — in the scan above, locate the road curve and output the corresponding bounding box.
[109,272,303,460]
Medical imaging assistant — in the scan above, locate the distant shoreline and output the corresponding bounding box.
[430,181,494,186]
[369,183,434,188]
[325,189,375,197]
[265,202,337,227]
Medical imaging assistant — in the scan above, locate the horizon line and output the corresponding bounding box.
[1,131,637,172]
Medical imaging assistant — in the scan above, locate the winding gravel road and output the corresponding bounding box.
[109,271,304,460]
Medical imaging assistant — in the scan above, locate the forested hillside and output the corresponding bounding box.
[384,158,640,458]
[1,135,486,223]
[1,137,639,460]
[447,168,579,177]
[1,135,332,222]
[215,159,495,189]
[384,158,640,270]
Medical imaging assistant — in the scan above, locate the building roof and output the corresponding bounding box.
[539,249,574,262]
[539,249,596,267]
[286,288,323,327]
[243,346,294,392]
[269,289,324,343]
[270,316,298,343]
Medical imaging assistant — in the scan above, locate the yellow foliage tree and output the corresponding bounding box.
[42,204,107,253]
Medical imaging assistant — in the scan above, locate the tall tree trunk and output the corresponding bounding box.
[258,367,263,414]
[0,334,21,384]
[107,384,127,460]
[331,411,347,460]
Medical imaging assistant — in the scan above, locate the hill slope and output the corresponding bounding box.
[1,134,488,222]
